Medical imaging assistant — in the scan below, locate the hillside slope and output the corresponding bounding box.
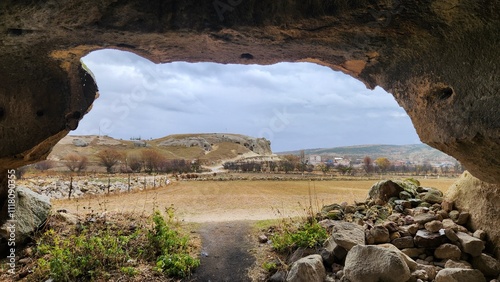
[49,134,273,165]
[278,144,456,163]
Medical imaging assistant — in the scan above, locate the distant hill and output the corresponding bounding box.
[277,144,457,163]
[48,133,273,165]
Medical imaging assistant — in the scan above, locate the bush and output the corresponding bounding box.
[147,208,200,278]
[270,220,328,254]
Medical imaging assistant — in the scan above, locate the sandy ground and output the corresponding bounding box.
[52,178,456,223]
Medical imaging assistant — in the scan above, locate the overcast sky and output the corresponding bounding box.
[73,49,421,152]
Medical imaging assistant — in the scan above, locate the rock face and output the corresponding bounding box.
[446,172,500,258]
[0,0,499,245]
[344,245,411,282]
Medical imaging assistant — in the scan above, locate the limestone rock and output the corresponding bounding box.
[434,243,462,260]
[471,253,500,277]
[286,255,326,282]
[367,180,404,205]
[0,187,51,243]
[435,268,486,282]
[331,221,365,251]
[344,245,411,282]
[456,232,485,257]
[425,220,444,233]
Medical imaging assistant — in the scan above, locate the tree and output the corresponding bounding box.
[375,157,391,173]
[64,153,88,172]
[127,153,143,173]
[141,149,163,173]
[318,163,332,175]
[97,149,122,173]
[363,156,373,173]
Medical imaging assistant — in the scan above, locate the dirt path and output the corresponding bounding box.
[185,221,256,282]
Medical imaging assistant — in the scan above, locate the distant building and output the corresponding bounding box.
[308,155,322,165]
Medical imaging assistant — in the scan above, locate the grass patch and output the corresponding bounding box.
[29,208,199,281]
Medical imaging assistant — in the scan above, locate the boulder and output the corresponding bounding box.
[367,180,404,205]
[343,245,411,282]
[331,221,365,250]
[286,255,326,282]
[456,231,485,257]
[0,186,51,243]
[434,243,462,260]
[435,268,486,282]
[471,253,500,277]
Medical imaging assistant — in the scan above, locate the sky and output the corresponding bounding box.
[73,49,421,152]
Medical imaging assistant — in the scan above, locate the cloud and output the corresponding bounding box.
[73,49,420,151]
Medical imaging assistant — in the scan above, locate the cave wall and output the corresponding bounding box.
[0,0,499,229]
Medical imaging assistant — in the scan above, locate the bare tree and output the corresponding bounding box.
[96,149,122,173]
[64,153,88,172]
[127,153,143,173]
[141,149,164,173]
[363,156,373,174]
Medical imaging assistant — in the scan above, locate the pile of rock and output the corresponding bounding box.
[267,179,500,282]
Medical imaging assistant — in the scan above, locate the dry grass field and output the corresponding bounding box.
[52,178,456,223]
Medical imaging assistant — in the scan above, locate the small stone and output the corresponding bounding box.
[269,270,287,282]
[417,264,439,280]
[435,268,486,282]
[399,191,413,200]
[473,230,487,241]
[411,269,429,281]
[472,253,500,277]
[444,228,459,242]
[449,210,460,221]
[434,243,462,260]
[18,258,30,265]
[456,212,470,225]
[370,225,391,244]
[392,236,415,249]
[441,200,454,212]
[437,210,449,219]
[425,220,444,233]
[402,248,426,258]
[258,234,268,243]
[442,219,459,231]
[421,192,443,204]
[414,229,449,248]
[390,232,401,241]
[444,260,472,269]
[404,215,415,225]
[414,213,436,224]
[384,221,399,233]
[456,231,485,257]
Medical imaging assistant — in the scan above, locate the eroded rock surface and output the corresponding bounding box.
[0,1,499,240]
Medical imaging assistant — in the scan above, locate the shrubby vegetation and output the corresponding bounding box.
[30,208,199,281]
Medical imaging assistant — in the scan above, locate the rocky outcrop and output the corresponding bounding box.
[445,172,500,259]
[0,0,499,247]
[158,133,272,155]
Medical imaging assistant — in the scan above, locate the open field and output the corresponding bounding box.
[52,178,457,222]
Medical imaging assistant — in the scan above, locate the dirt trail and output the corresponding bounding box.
[185,221,256,282]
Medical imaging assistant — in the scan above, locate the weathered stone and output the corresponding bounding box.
[286,255,325,282]
[392,236,415,249]
[456,232,485,257]
[473,230,487,241]
[421,192,444,204]
[442,219,459,232]
[287,247,317,265]
[369,225,390,244]
[425,220,444,233]
[435,268,486,282]
[402,248,426,259]
[258,234,268,243]
[367,180,404,205]
[455,212,470,225]
[449,210,460,222]
[434,243,462,260]
[321,237,348,265]
[0,186,51,243]
[441,200,454,212]
[471,253,500,277]
[417,264,439,280]
[400,191,413,200]
[414,229,450,248]
[444,228,459,242]
[344,245,411,282]
[445,260,472,269]
[414,213,437,225]
[377,243,418,271]
[269,270,287,282]
[331,221,365,251]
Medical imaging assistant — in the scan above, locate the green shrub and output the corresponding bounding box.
[271,220,328,254]
[147,208,200,278]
